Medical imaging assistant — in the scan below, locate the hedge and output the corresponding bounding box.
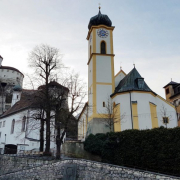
[84,127,180,175]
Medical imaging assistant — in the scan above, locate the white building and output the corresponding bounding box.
[78,9,177,140]
[0,55,24,114]
[0,82,69,154]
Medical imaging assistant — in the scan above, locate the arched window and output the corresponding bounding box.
[90,45,92,55]
[11,119,15,134]
[101,41,106,54]
[21,116,26,132]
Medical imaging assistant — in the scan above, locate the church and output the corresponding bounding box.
[78,9,177,140]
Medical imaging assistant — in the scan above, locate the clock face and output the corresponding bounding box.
[97,29,109,38]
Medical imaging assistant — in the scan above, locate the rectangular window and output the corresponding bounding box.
[3,121,5,127]
[0,132,1,138]
[0,122,2,128]
[166,88,169,94]
[103,102,105,107]
[163,117,169,124]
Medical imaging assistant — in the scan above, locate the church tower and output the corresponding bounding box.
[86,8,115,134]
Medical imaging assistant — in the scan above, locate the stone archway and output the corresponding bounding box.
[4,144,17,154]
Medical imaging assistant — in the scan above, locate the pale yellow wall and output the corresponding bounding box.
[114,104,121,132]
[149,103,159,128]
[132,103,139,129]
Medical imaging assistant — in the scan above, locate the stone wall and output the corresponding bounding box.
[0,155,56,176]
[0,158,179,180]
[62,141,101,161]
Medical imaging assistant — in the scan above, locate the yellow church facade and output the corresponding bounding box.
[78,9,177,140]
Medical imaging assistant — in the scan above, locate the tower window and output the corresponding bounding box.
[101,41,106,54]
[166,88,169,94]
[103,102,105,107]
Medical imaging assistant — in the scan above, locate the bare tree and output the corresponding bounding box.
[160,105,173,128]
[60,73,86,158]
[28,44,63,155]
[99,98,125,132]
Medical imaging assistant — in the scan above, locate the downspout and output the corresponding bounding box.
[175,105,179,126]
[129,92,133,129]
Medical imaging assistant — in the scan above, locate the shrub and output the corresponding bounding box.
[84,127,180,175]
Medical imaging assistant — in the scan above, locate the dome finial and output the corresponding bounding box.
[133,63,135,68]
[98,3,101,10]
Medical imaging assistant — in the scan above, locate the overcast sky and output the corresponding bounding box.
[0,0,180,98]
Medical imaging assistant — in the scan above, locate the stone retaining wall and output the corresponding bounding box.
[0,158,179,180]
[62,141,101,161]
[0,155,56,176]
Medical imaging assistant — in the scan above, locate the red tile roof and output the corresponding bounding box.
[0,89,38,118]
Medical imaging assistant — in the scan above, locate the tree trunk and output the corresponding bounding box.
[56,129,66,159]
[45,111,51,155]
[44,64,51,155]
[39,119,44,152]
[56,125,61,159]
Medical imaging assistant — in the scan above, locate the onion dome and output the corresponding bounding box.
[13,85,22,91]
[88,9,112,30]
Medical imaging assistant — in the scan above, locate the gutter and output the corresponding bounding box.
[129,92,133,129]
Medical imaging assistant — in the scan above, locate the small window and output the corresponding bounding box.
[163,117,169,124]
[136,78,144,89]
[11,119,15,134]
[3,121,5,127]
[17,95,19,99]
[0,132,1,138]
[166,88,169,94]
[103,102,105,107]
[0,122,2,128]
[101,41,106,54]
